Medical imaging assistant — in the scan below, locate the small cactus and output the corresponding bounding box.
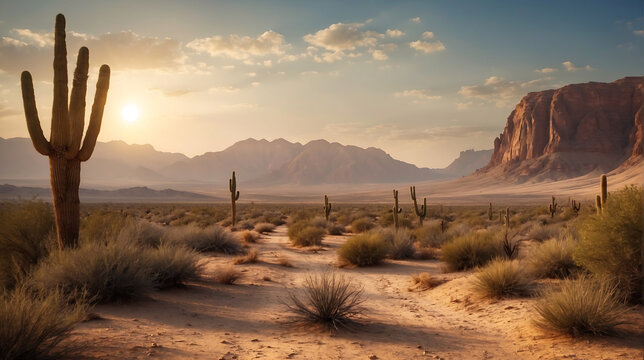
[569,198,581,215]
[410,186,427,226]
[229,171,240,226]
[392,189,403,229]
[595,194,602,215]
[600,174,607,209]
[548,196,558,218]
[488,202,493,221]
[323,195,332,222]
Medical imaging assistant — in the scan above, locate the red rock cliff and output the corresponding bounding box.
[482,77,643,177]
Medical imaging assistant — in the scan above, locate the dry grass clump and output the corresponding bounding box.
[413,245,437,260]
[234,248,259,265]
[285,271,364,330]
[287,220,325,247]
[527,238,580,279]
[533,276,628,336]
[350,217,375,233]
[117,220,164,248]
[253,222,276,234]
[338,232,388,267]
[471,259,531,298]
[278,255,294,267]
[527,222,563,242]
[239,230,261,244]
[80,210,133,244]
[163,224,243,254]
[0,286,88,360]
[441,231,504,271]
[409,272,441,291]
[379,227,415,260]
[214,265,242,285]
[411,221,447,248]
[327,223,345,235]
[147,243,203,289]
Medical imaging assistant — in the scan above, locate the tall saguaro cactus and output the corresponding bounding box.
[21,14,110,248]
[596,174,608,214]
[488,202,493,221]
[229,171,240,226]
[409,186,427,226]
[548,196,558,218]
[323,195,332,222]
[392,189,402,229]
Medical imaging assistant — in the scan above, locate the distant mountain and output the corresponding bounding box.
[439,149,493,177]
[0,184,217,203]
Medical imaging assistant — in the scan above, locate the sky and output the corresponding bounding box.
[0,0,642,168]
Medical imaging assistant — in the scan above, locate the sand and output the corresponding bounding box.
[71,226,643,359]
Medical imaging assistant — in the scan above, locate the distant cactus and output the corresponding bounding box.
[502,207,518,259]
[409,186,427,226]
[504,207,510,229]
[324,195,332,221]
[595,195,602,215]
[488,202,493,221]
[548,196,558,218]
[21,14,110,248]
[229,171,240,226]
[600,174,607,209]
[392,189,403,229]
[569,198,581,215]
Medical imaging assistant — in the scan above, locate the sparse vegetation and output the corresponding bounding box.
[379,227,415,260]
[278,254,294,267]
[253,222,275,234]
[234,248,259,264]
[147,243,203,289]
[164,224,244,254]
[441,231,504,271]
[527,238,580,279]
[409,272,441,291]
[350,217,375,233]
[214,265,242,284]
[338,232,388,266]
[472,259,531,298]
[288,220,325,247]
[239,230,261,243]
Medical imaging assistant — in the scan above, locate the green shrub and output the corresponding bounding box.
[285,271,364,329]
[527,238,580,279]
[379,227,415,259]
[0,286,88,360]
[472,259,531,298]
[574,186,643,303]
[288,221,325,247]
[533,276,627,336]
[441,231,504,271]
[350,218,375,233]
[32,240,151,303]
[338,232,388,266]
[0,201,55,287]
[164,224,243,254]
[148,243,203,289]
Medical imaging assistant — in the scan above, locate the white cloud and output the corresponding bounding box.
[247,72,257,77]
[148,87,193,97]
[562,61,594,72]
[223,65,235,70]
[633,30,644,37]
[14,28,54,47]
[371,49,388,60]
[458,76,554,107]
[187,30,287,59]
[385,29,405,38]
[301,70,319,76]
[409,40,445,54]
[303,22,381,51]
[208,86,240,93]
[535,67,557,74]
[251,81,260,87]
[379,43,398,52]
[409,17,421,23]
[422,31,434,39]
[394,89,441,100]
[456,102,473,111]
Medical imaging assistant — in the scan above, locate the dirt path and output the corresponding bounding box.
[72,226,643,359]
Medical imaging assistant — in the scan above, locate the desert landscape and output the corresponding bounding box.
[1,2,643,360]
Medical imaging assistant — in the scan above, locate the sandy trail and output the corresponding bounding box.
[72,226,643,359]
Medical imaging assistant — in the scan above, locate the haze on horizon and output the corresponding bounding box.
[0,0,642,168]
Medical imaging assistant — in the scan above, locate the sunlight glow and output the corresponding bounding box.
[121,104,140,124]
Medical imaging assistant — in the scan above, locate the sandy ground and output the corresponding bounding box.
[72,226,644,360]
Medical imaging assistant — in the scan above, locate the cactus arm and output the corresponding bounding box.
[77,65,110,161]
[595,195,602,214]
[20,71,51,156]
[600,174,607,207]
[235,190,240,201]
[66,47,89,159]
[51,13,70,148]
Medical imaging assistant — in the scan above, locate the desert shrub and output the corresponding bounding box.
[253,222,275,234]
[233,248,259,265]
[147,243,203,289]
[533,276,627,336]
[32,240,151,303]
[412,221,447,248]
[0,286,88,360]
[527,223,562,242]
[285,271,364,329]
[441,231,504,271]
[0,201,55,288]
[378,212,413,229]
[573,186,643,303]
[379,227,415,260]
[163,224,243,254]
[472,259,531,298]
[234,219,255,231]
[350,218,375,233]
[327,223,345,235]
[338,232,388,266]
[288,221,325,247]
[80,210,133,244]
[214,265,242,284]
[413,245,437,260]
[409,272,441,291]
[239,230,261,244]
[278,255,293,267]
[527,238,580,279]
[117,220,164,248]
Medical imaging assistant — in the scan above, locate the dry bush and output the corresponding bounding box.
[412,220,448,248]
[234,248,259,265]
[338,232,388,267]
[533,276,628,336]
[147,243,203,289]
[278,255,293,267]
[163,224,243,254]
[214,265,242,285]
[239,230,261,244]
[471,259,531,298]
[0,286,88,360]
[350,218,375,233]
[327,223,345,235]
[379,227,415,260]
[413,245,437,260]
[253,222,276,234]
[409,272,441,291]
[527,222,563,242]
[527,238,580,279]
[117,220,164,248]
[288,220,325,247]
[80,210,133,244]
[285,271,364,329]
[441,231,504,271]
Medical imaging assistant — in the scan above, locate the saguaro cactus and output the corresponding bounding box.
[569,198,581,216]
[323,195,332,222]
[488,202,493,221]
[548,196,558,218]
[21,14,110,248]
[392,189,402,229]
[229,171,240,226]
[595,174,608,214]
[595,195,602,215]
[409,186,427,226]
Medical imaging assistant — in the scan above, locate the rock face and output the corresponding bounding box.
[440,149,493,177]
[481,77,643,180]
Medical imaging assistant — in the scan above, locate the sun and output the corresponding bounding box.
[121,104,140,124]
